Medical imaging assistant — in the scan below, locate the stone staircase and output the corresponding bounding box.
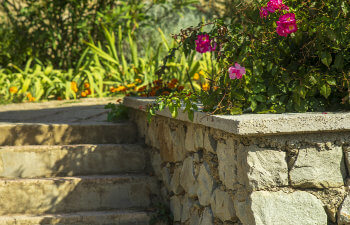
[0,122,158,225]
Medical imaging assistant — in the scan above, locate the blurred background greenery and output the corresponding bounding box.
[0,0,236,104]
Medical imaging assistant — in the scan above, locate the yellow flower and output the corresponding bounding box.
[193,73,200,80]
[9,86,18,94]
[202,83,210,91]
[84,83,90,89]
[135,78,142,84]
[116,86,127,92]
[26,93,32,99]
[127,83,136,88]
[81,91,87,97]
[71,81,78,93]
[199,70,205,76]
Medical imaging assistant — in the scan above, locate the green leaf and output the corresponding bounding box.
[320,84,331,99]
[188,110,194,121]
[334,54,344,70]
[326,77,337,86]
[320,52,332,67]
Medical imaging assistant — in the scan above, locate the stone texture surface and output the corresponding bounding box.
[217,138,237,190]
[151,152,162,179]
[238,146,289,190]
[210,188,236,222]
[0,210,151,225]
[180,157,198,198]
[181,195,195,223]
[170,166,184,195]
[197,163,216,206]
[170,195,182,222]
[290,146,346,188]
[203,131,218,153]
[0,175,157,215]
[185,124,204,152]
[124,97,350,135]
[338,193,350,224]
[0,123,137,146]
[0,144,146,178]
[235,191,327,225]
[158,120,186,162]
[199,207,214,225]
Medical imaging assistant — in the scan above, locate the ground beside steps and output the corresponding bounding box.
[0,99,158,225]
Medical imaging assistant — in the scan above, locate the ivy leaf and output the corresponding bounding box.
[320,52,332,67]
[334,54,344,70]
[320,84,331,99]
[250,100,257,112]
[326,77,337,86]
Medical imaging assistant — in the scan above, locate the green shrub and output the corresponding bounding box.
[0,0,197,69]
[150,0,350,118]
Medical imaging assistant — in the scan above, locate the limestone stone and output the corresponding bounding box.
[189,208,201,225]
[197,163,216,206]
[217,138,237,190]
[290,146,346,188]
[158,120,186,162]
[185,124,204,152]
[234,191,327,225]
[199,207,214,225]
[239,146,288,190]
[210,188,236,222]
[181,195,195,223]
[170,166,184,195]
[170,195,182,222]
[146,119,160,149]
[161,167,171,191]
[180,157,198,198]
[151,152,162,179]
[204,131,217,153]
[338,194,350,224]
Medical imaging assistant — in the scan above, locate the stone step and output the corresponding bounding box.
[0,144,148,178]
[0,122,137,146]
[0,175,158,215]
[0,210,151,225]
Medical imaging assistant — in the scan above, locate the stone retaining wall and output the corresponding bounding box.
[124,97,350,225]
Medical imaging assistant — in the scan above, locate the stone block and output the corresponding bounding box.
[238,146,288,191]
[204,131,217,153]
[185,124,204,152]
[338,193,350,224]
[151,152,162,179]
[158,120,186,163]
[234,191,327,225]
[290,146,346,188]
[181,194,196,223]
[170,195,182,222]
[217,138,237,190]
[197,163,216,206]
[199,207,214,225]
[210,188,236,222]
[180,157,198,197]
[170,166,184,195]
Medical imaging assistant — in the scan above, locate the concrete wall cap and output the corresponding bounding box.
[124,96,350,136]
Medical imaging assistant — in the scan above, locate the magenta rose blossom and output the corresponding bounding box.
[276,13,298,36]
[228,63,246,80]
[260,0,289,18]
[195,34,216,53]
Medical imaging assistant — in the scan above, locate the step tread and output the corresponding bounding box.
[0,122,138,146]
[0,209,152,225]
[0,174,154,182]
[0,143,147,150]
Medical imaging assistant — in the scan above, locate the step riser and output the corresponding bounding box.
[0,145,147,178]
[0,176,157,215]
[0,123,137,146]
[0,211,150,225]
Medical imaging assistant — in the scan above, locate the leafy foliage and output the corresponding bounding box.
[150,0,350,117]
[105,103,129,122]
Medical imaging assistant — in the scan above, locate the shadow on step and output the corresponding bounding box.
[0,104,109,123]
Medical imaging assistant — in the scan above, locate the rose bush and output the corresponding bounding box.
[149,0,350,119]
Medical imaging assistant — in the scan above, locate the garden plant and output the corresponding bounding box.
[148,0,350,120]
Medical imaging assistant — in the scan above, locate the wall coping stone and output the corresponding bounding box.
[124,96,350,136]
